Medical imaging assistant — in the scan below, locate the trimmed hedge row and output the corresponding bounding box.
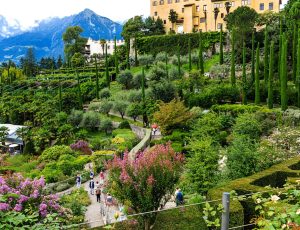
[211,104,274,116]
[207,156,300,229]
[136,32,222,56]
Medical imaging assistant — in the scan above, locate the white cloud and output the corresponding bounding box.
[0,0,149,29]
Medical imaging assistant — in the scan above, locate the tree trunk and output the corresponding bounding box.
[144,218,151,230]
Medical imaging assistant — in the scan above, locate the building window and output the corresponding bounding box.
[217,23,222,29]
[231,1,235,6]
[221,13,224,18]
[154,11,158,16]
[196,5,200,12]
[168,0,172,3]
[203,5,207,11]
[200,17,206,23]
[159,0,164,5]
[175,0,180,2]
[260,3,264,10]
[242,0,249,5]
[269,2,273,10]
[182,8,184,13]
[164,20,166,24]
[214,3,223,8]
[153,1,157,6]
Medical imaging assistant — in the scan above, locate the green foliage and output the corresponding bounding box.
[40,145,75,162]
[268,41,274,109]
[99,88,111,99]
[117,70,133,89]
[68,110,84,127]
[138,54,154,68]
[136,32,220,56]
[79,111,100,131]
[71,52,85,68]
[255,43,261,105]
[118,120,131,129]
[232,113,262,140]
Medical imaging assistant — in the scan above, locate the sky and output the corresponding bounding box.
[0,0,150,29]
[0,0,289,29]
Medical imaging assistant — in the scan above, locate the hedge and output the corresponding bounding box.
[207,156,300,229]
[136,32,222,56]
[211,104,273,116]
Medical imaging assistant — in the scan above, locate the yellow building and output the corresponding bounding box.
[150,0,281,33]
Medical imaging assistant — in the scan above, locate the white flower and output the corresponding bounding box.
[281,224,287,229]
[296,209,300,215]
[271,195,280,203]
[256,198,262,204]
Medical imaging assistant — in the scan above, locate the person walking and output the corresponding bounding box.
[89,179,95,195]
[76,174,81,188]
[95,182,101,203]
[99,171,105,185]
[90,169,94,179]
[175,189,184,206]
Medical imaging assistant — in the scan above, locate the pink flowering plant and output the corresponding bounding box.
[70,140,92,155]
[106,143,184,230]
[0,173,69,222]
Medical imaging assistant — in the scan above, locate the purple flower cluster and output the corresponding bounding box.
[70,140,92,155]
[0,173,65,219]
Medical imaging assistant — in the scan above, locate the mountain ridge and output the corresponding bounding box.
[0,9,123,63]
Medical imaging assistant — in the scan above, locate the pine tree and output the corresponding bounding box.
[199,30,204,75]
[219,24,224,65]
[230,29,236,86]
[297,29,300,107]
[188,37,192,71]
[281,34,288,111]
[263,27,269,89]
[114,36,119,75]
[94,55,100,99]
[268,41,274,109]
[251,31,255,82]
[292,24,298,83]
[255,43,260,105]
[105,44,110,88]
[242,42,247,104]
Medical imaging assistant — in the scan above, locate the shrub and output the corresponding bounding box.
[99,118,113,134]
[147,64,167,84]
[155,52,168,63]
[118,120,131,129]
[79,111,100,131]
[232,113,262,140]
[99,88,111,99]
[68,109,84,127]
[138,54,154,67]
[40,145,75,162]
[117,70,133,89]
[70,140,92,155]
[98,100,113,116]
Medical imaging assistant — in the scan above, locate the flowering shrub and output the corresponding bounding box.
[106,143,184,230]
[0,174,68,219]
[70,140,92,155]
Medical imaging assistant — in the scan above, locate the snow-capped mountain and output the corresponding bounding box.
[0,15,22,40]
[0,9,123,63]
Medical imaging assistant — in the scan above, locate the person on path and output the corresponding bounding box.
[99,171,105,185]
[175,189,184,206]
[76,174,81,188]
[89,179,95,195]
[90,169,94,179]
[95,182,101,203]
[106,193,113,207]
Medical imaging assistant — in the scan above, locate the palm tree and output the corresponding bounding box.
[213,7,220,31]
[100,39,106,56]
[225,2,232,15]
[168,9,178,32]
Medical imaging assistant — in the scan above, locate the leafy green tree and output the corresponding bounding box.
[168,10,178,32]
[0,126,8,145]
[121,15,145,41]
[22,48,37,77]
[185,137,220,194]
[144,16,165,36]
[263,28,269,89]
[153,99,193,135]
[117,70,133,89]
[62,26,87,65]
[105,44,110,88]
[79,111,101,131]
[251,31,255,82]
[114,36,119,75]
[150,80,176,103]
[99,100,113,116]
[113,101,129,119]
[71,52,85,68]
[126,103,142,121]
[242,42,247,104]
[297,29,300,108]
[268,41,275,109]
[138,54,154,68]
[99,118,113,134]
[188,37,192,71]
[255,43,260,105]
[68,109,84,127]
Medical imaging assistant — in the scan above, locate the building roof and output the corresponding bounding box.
[0,124,26,145]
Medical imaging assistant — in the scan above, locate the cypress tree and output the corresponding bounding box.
[188,37,192,71]
[219,24,224,65]
[242,42,247,105]
[268,41,274,109]
[94,55,100,99]
[278,17,282,85]
[59,77,62,112]
[76,69,82,108]
[177,43,181,76]
[114,36,119,75]
[251,31,255,82]
[230,29,236,86]
[134,35,138,67]
[126,39,130,70]
[255,43,260,105]
[105,44,110,88]
[297,29,300,107]
[199,30,204,75]
[263,27,269,89]
[281,34,288,111]
[292,24,298,83]
[141,67,148,127]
